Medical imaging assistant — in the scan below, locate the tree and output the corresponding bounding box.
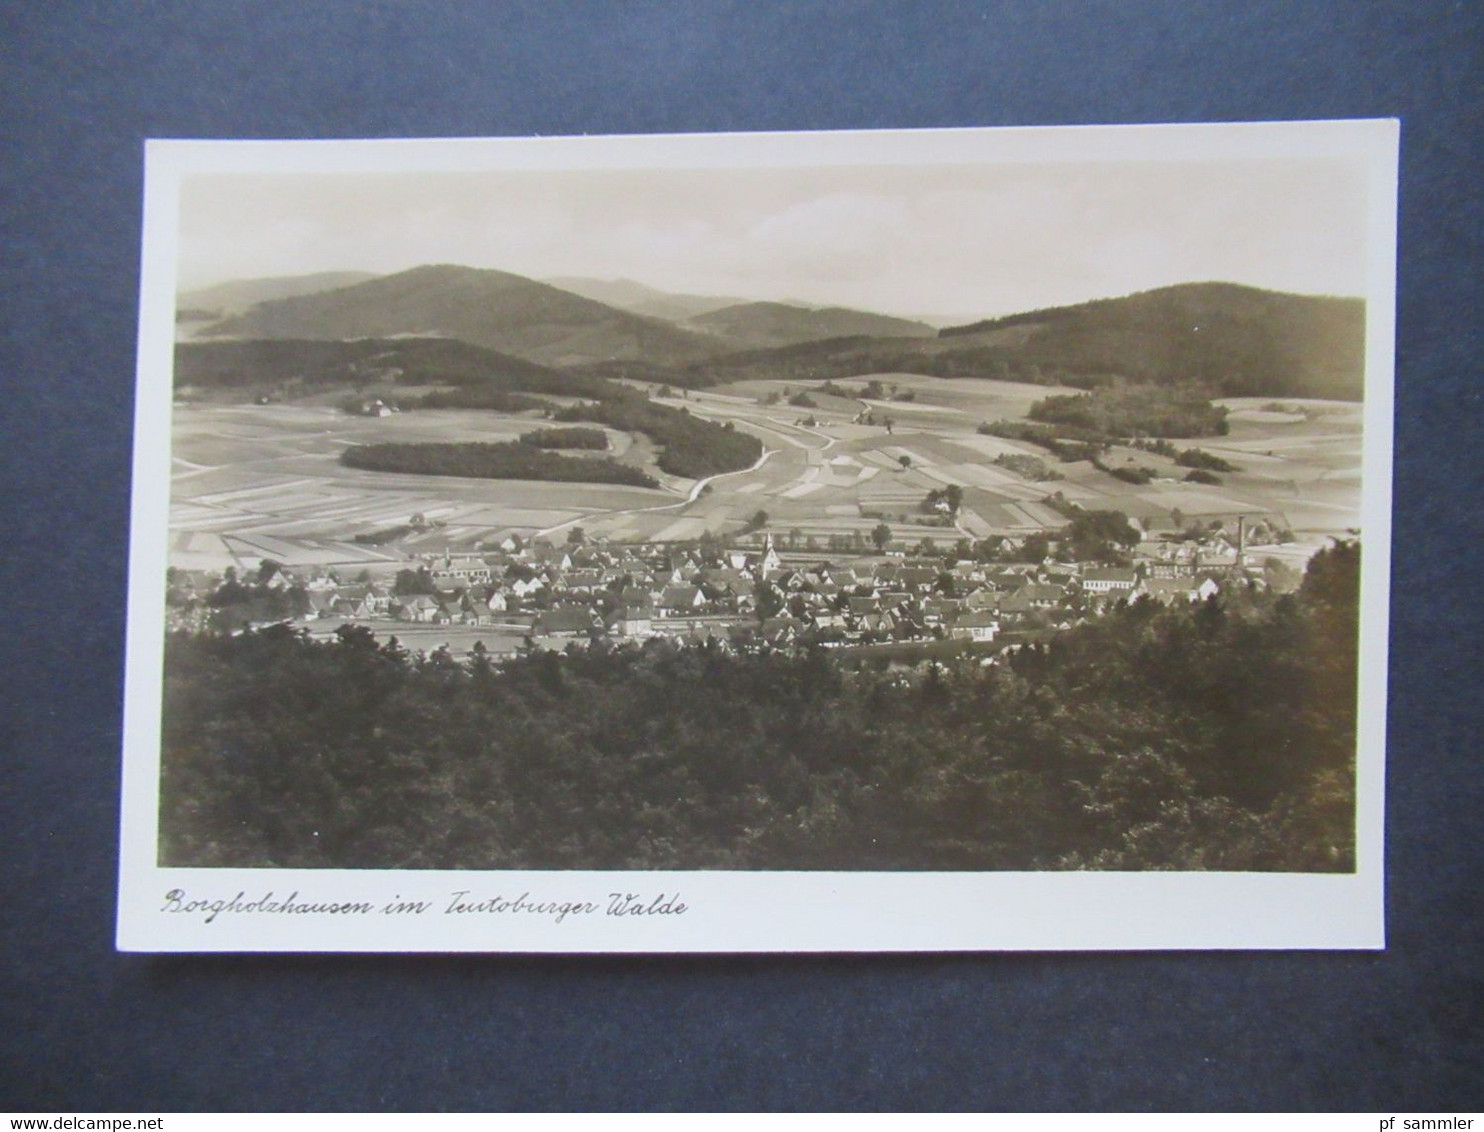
[755,581,785,622]
[897,454,912,471]
[394,567,435,595]
[871,522,892,552]
[567,526,586,546]
[1020,531,1051,563]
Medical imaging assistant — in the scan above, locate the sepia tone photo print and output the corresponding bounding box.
[118,122,1397,951]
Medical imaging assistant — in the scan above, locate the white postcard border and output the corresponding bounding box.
[118,120,1398,953]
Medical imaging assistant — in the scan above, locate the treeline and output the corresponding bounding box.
[572,338,1082,392]
[552,396,761,479]
[1130,438,1239,472]
[1028,383,1229,439]
[158,544,1359,873]
[339,441,660,488]
[519,427,608,450]
[417,387,545,413]
[978,420,1106,462]
[174,337,597,400]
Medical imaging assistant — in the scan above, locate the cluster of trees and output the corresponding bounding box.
[1176,448,1238,473]
[978,420,1106,463]
[551,394,761,479]
[352,524,416,546]
[518,427,608,450]
[340,441,660,489]
[1059,508,1142,562]
[158,544,1360,872]
[1093,457,1155,486]
[1130,439,1240,473]
[993,453,1063,481]
[174,564,312,632]
[416,387,544,413]
[921,484,964,516]
[1028,383,1229,439]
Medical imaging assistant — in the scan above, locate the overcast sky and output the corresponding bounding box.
[176,156,1369,323]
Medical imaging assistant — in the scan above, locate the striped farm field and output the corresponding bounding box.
[168,377,1363,569]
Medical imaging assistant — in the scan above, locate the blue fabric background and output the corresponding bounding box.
[2,1,1480,1112]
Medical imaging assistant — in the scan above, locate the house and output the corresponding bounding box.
[953,610,1001,642]
[1145,558,1197,579]
[964,588,1002,612]
[1016,583,1066,607]
[760,616,807,647]
[952,560,985,583]
[1080,568,1138,595]
[332,592,377,620]
[562,568,606,592]
[922,598,961,627]
[533,608,599,638]
[526,546,573,571]
[609,601,654,638]
[462,598,494,626]
[304,590,337,619]
[897,566,939,592]
[509,574,546,599]
[657,584,706,614]
[1142,576,1220,605]
[394,595,439,623]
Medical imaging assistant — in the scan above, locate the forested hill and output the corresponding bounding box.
[173,337,619,401]
[940,283,1366,400]
[591,282,1366,401]
[203,264,727,367]
[179,271,379,317]
[685,301,936,349]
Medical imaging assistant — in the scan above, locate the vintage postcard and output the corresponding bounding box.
[117,121,1397,952]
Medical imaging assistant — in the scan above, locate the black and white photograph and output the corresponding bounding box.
[117,122,1396,952]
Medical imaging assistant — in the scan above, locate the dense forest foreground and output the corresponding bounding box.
[159,544,1360,872]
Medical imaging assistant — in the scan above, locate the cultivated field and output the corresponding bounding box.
[167,378,1364,571]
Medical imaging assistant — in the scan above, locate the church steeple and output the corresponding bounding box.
[761,532,781,574]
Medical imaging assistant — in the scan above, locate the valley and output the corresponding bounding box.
[168,370,1361,574]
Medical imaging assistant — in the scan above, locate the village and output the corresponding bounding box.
[164,515,1282,660]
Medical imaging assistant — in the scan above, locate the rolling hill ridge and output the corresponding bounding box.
[203,264,728,368]
[684,300,936,349]
[581,282,1367,401]
[180,271,381,317]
